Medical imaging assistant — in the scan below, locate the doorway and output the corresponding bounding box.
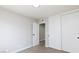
[39,23,45,47]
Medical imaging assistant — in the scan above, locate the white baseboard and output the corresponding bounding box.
[11,45,33,53]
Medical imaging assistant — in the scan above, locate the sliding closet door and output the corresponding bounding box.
[48,15,61,49]
[62,12,79,53]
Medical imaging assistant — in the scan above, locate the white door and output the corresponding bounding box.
[48,15,61,49]
[62,12,79,53]
[32,23,39,46]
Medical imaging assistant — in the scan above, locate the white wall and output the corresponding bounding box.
[39,24,45,41]
[0,8,36,53]
[39,18,46,24]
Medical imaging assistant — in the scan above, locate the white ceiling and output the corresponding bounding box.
[0,5,79,20]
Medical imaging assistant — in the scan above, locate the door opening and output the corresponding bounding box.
[39,23,45,47]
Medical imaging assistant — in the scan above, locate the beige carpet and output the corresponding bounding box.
[19,41,68,53]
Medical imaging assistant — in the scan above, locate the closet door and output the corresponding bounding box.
[62,12,79,53]
[48,15,61,49]
[48,17,55,48]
